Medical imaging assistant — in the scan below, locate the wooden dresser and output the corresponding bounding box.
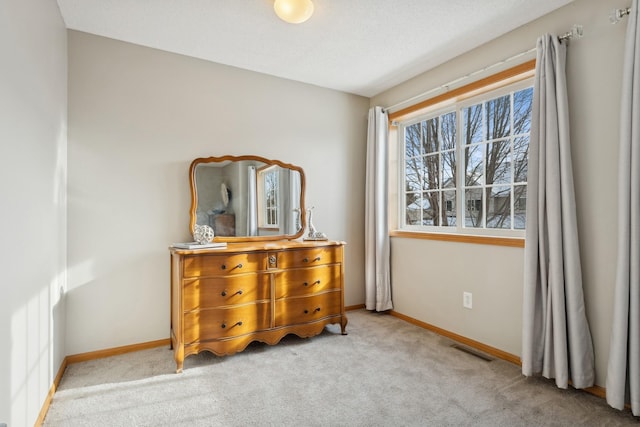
[170,240,347,372]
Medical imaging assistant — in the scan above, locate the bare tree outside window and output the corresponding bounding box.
[404,111,457,227]
[462,87,532,230]
[402,83,533,233]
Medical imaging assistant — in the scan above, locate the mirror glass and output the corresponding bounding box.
[189,155,306,242]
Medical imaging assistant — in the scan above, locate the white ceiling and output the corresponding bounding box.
[55,0,573,97]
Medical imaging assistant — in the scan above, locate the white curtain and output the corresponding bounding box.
[288,170,301,234]
[607,0,640,415]
[365,106,393,312]
[521,34,595,389]
[247,165,258,236]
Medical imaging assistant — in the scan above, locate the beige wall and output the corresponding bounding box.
[0,1,67,425]
[371,0,626,387]
[0,0,623,420]
[66,31,370,355]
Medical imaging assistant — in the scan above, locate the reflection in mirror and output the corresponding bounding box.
[189,155,306,242]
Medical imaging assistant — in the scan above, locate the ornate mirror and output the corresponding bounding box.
[189,155,306,242]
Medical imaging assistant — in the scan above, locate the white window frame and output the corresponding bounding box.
[397,77,534,238]
[400,107,458,231]
[257,166,280,229]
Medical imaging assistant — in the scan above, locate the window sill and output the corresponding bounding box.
[389,230,525,248]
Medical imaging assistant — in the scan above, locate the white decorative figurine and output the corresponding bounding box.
[293,208,302,233]
[304,206,328,241]
[193,224,215,244]
[221,183,230,208]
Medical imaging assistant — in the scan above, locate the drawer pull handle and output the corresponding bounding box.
[303,280,321,287]
[303,257,321,263]
[221,321,243,329]
[221,263,243,270]
[304,307,321,314]
[221,290,243,297]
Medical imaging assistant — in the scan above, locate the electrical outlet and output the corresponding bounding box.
[463,292,473,309]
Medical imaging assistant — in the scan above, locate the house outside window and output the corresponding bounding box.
[398,78,533,237]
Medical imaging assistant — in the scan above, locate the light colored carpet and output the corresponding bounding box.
[44,310,637,426]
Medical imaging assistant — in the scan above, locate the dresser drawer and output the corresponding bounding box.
[183,302,271,343]
[183,274,270,311]
[183,252,265,278]
[275,265,341,299]
[274,291,342,327]
[275,247,339,269]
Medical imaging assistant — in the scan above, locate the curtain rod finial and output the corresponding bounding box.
[610,7,631,24]
[559,24,583,43]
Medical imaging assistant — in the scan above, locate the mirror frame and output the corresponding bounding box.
[189,155,306,242]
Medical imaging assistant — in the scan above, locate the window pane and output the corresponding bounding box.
[464,188,483,228]
[514,185,527,229]
[259,168,279,227]
[405,193,421,225]
[486,95,511,140]
[422,192,438,226]
[514,136,529,183]
[422,154,439,190]
[514,87,533,135]
[486,186,511,229]
[422,119,439,154]
[486,140,511,185]
[405,123,421,157]
[442,152,455,189]
[442,190,456,227]
[405,158,422,191]
[462,104,483,144]
[465,145,483,186]
[441,112,457,150]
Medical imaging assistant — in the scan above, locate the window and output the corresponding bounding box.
[404,111,457,227]
[398,78,533,236]
[257,166,279,228]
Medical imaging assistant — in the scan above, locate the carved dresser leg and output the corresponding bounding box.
[341,315,348,335]
[175,347,184,373]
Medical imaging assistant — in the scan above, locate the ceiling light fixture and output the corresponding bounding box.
[274,0,314,24]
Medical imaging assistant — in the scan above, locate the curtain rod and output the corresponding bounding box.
[384,47,535,113]
[384,24,583,113]
[610,6,631,24]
